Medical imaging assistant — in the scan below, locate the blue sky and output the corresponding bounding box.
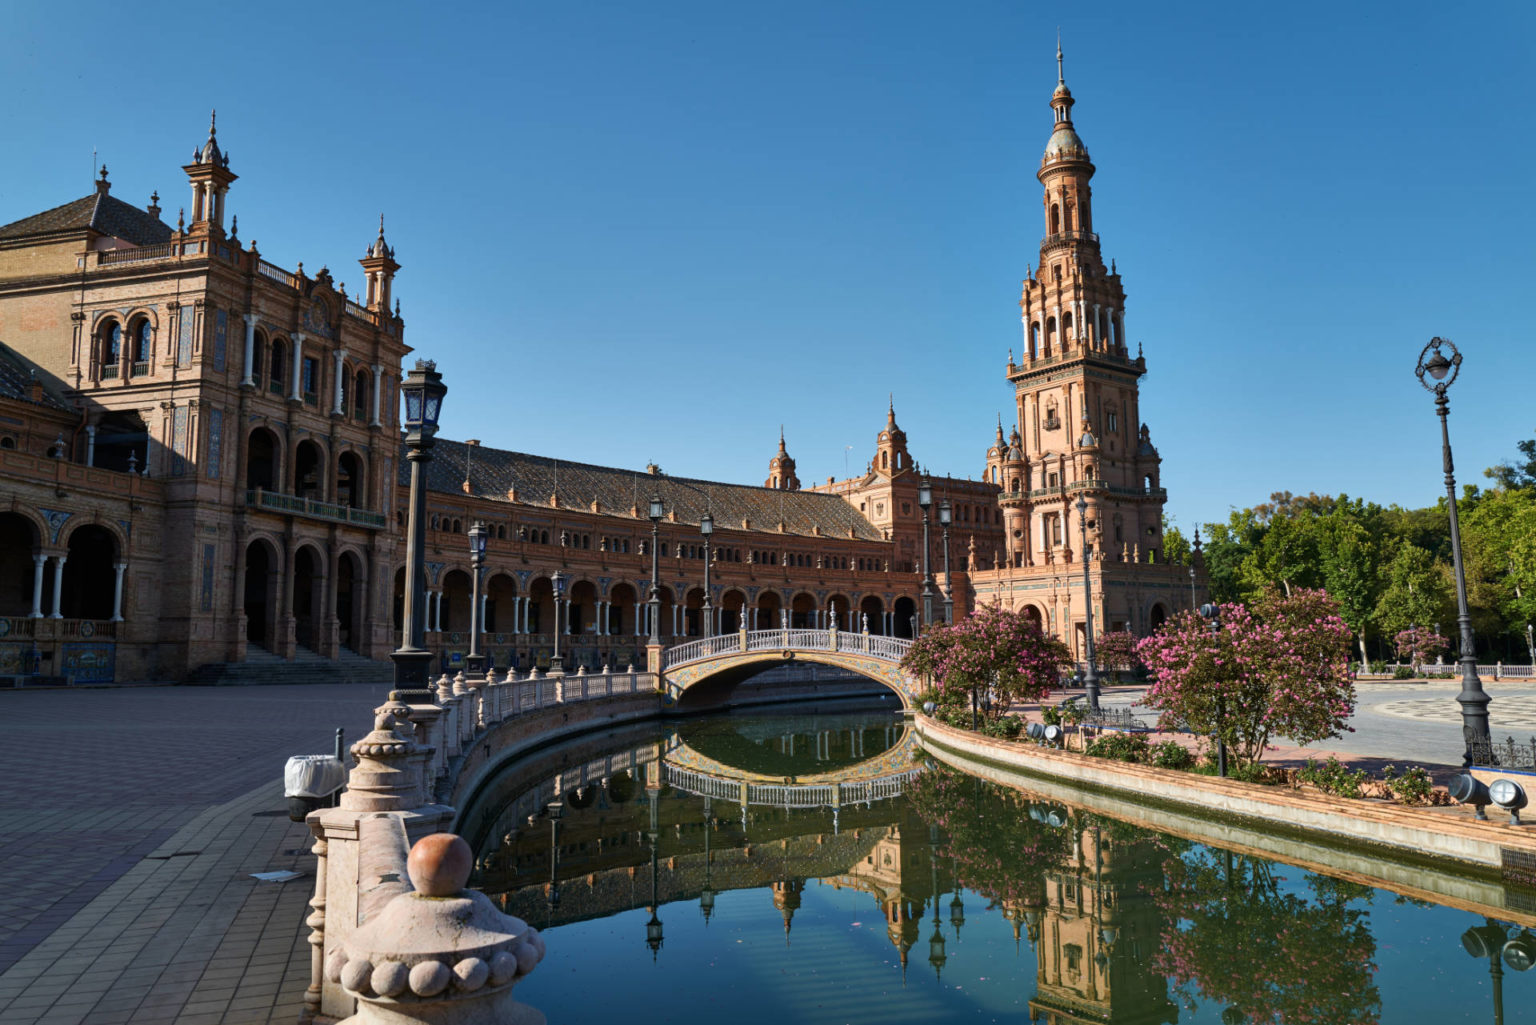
[3,1,1531,530]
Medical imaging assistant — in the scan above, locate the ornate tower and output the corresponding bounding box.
[182,111,236,237]
[873,399,911,476]
[1000,46,1165,570]
[360,216,399,313]
[765,429,800,490]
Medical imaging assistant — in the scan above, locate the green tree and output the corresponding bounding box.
[1372,540,1451,640]
[1238,511,1321,599]
[1316,513,1381,668]
[1486,432,1536,491]
[1162,513,1192,564]
[1200,509,1262,604]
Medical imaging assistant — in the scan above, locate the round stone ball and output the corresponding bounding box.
[371,960,410,998]
[453,956,489,991]
[326,949,348,984]
[407,833,473,897]
[340,958,374,995]
[488,950,519,987]
[409,959,452,997]
[513,941,539,976]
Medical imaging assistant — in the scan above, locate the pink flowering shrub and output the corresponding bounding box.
[1135,588,1356,767]
[900,604,1070,714]
[1096,630,1143,681]
[1393,626,1449,665]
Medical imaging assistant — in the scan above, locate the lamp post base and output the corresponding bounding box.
[389,647,437,704]
[464,653,488,684]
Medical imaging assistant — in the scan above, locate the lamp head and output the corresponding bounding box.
[401,359,446,438]
[1415,336,1462,393]
[938,499,951,526]
[700,512,714,537]
[468,520,488,557]
[552,571,567,598]
[1075,494,1086,516]
[918,475,932,510]
[649,495,664,522]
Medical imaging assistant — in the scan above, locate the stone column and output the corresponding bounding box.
[29,553,46,618]
[332,349,347,415]
[241,313,258,388]
[49,554,65,618]
[370,363,383,427]
[290,332,305,401]
[85,425,96,467]
[111,562,126,622]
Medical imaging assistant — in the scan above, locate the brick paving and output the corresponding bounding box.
[0,684,386,1025]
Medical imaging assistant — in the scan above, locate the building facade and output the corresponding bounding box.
[0,57,1196,684]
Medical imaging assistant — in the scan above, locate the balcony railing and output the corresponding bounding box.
[99,243,174,265]
[130,361,150,378]
[257,260,300,289]
[245,488,388,528]
[1039,229,1099,253]
[99,363,119,380]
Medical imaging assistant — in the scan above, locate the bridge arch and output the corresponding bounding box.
[661,629,917,711]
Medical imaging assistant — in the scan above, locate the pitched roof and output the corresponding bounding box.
[0,191,172,246]
[406,438,884,541]
[0,340,73,412]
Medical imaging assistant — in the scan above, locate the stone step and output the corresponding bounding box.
[184,649,394,686]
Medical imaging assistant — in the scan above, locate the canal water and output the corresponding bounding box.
[463,700,1535,1024]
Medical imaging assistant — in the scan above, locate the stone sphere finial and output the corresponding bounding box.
[408,833,473,897]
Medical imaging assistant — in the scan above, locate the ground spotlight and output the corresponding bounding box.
[1488,778,1527,825]
[1447,773,1491,821]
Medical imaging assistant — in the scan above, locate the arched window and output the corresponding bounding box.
[1050,204,1061,235]
[252,331,266,384]
[99,321,122,378]
[353,369,369,420]
[1064,201,1075,232]
[269,339,286,393]
[1030,322,1040,359]
[131,319,152,369]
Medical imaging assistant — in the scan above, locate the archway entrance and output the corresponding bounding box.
[859,595,884,635]
[293,546,323,651]
[893,596,917,638]
[247,428,278,491]
[61,526,116,620]
[95,410,148,474]
[0,513,38,616]
[756,590,782,631]
[337,552,362,652]
[1149,603,1168,634]
[245,541,278,650]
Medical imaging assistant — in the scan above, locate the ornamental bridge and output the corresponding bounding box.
[656,627,918,709]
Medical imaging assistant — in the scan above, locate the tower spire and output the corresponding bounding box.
[1057,31,1064,85]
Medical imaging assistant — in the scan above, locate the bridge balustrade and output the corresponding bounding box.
[662,628,913,669]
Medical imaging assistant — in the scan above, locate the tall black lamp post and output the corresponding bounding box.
[648,496,664,643]
[939,498,953,624]
[1074,494,1101,710]
[391,359,446,701]
[919,474,934,629]
[700,511,714,637]
[1416,337,1490,765]
[550,570,566,675]
[466,520,488,680]
[1199,602,1227,777]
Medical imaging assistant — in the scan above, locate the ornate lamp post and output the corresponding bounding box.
[645,785,663,959]
[1200,602,1227,777]
[927,826,946,981]
[700,511,714,638]
[550,570,567,675]
[1074,494,1101,710]
[918,474,934,629]
[648,496,664,643]
[938,498,953,624]
[466,520,488,681]
[546,800,562,909]
[700,797,716,923]
[1416,337,1490,765]
[391,359,446,700]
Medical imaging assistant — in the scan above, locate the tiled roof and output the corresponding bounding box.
[0,191,172,246]
[405,438,884,541]
[0,341,73,411]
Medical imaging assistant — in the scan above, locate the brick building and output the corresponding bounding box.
[0,54,1195,683]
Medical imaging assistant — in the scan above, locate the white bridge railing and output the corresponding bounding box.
[662,628,912,670]
[663,763,922,809]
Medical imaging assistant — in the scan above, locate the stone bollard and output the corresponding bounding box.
[327,833,546,1025]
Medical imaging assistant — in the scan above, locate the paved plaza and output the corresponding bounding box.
[0,675,1531,1024]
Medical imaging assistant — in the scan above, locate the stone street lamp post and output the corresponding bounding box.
[465,520,488,681]
[390,359,445,701]
[919,474,934,630]
[1416,337,1490,766]
[700,511,714,638]
[648,496,664,644]
[1199,602,1227,778]
[939,498,953,624]
[1074,494,1100,710]
[550,570,567,676]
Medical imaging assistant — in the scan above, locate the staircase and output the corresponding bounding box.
[184,646,396,686]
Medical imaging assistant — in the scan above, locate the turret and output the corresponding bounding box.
[182,111,236,236]
[874,398,911,475]
[765,429,800,490]
[360,215,400,313]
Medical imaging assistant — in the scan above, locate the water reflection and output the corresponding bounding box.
[467,705,1536,1024]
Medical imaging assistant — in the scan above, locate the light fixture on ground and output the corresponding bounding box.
[1415,337,1491,765]
[938,498,953,624]
[700,511,714,638]
[390,359,446,700]
[1461,919,1510,1025]
[918,474,934,629]
[1489,777,1527,825]
[1074,494,1101,710]
[550,570,567,675]
[465,520,488,681]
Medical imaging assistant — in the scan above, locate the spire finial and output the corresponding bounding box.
[209,109,217,137]
[1057,31,1064,85]
[379,213,386,238]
